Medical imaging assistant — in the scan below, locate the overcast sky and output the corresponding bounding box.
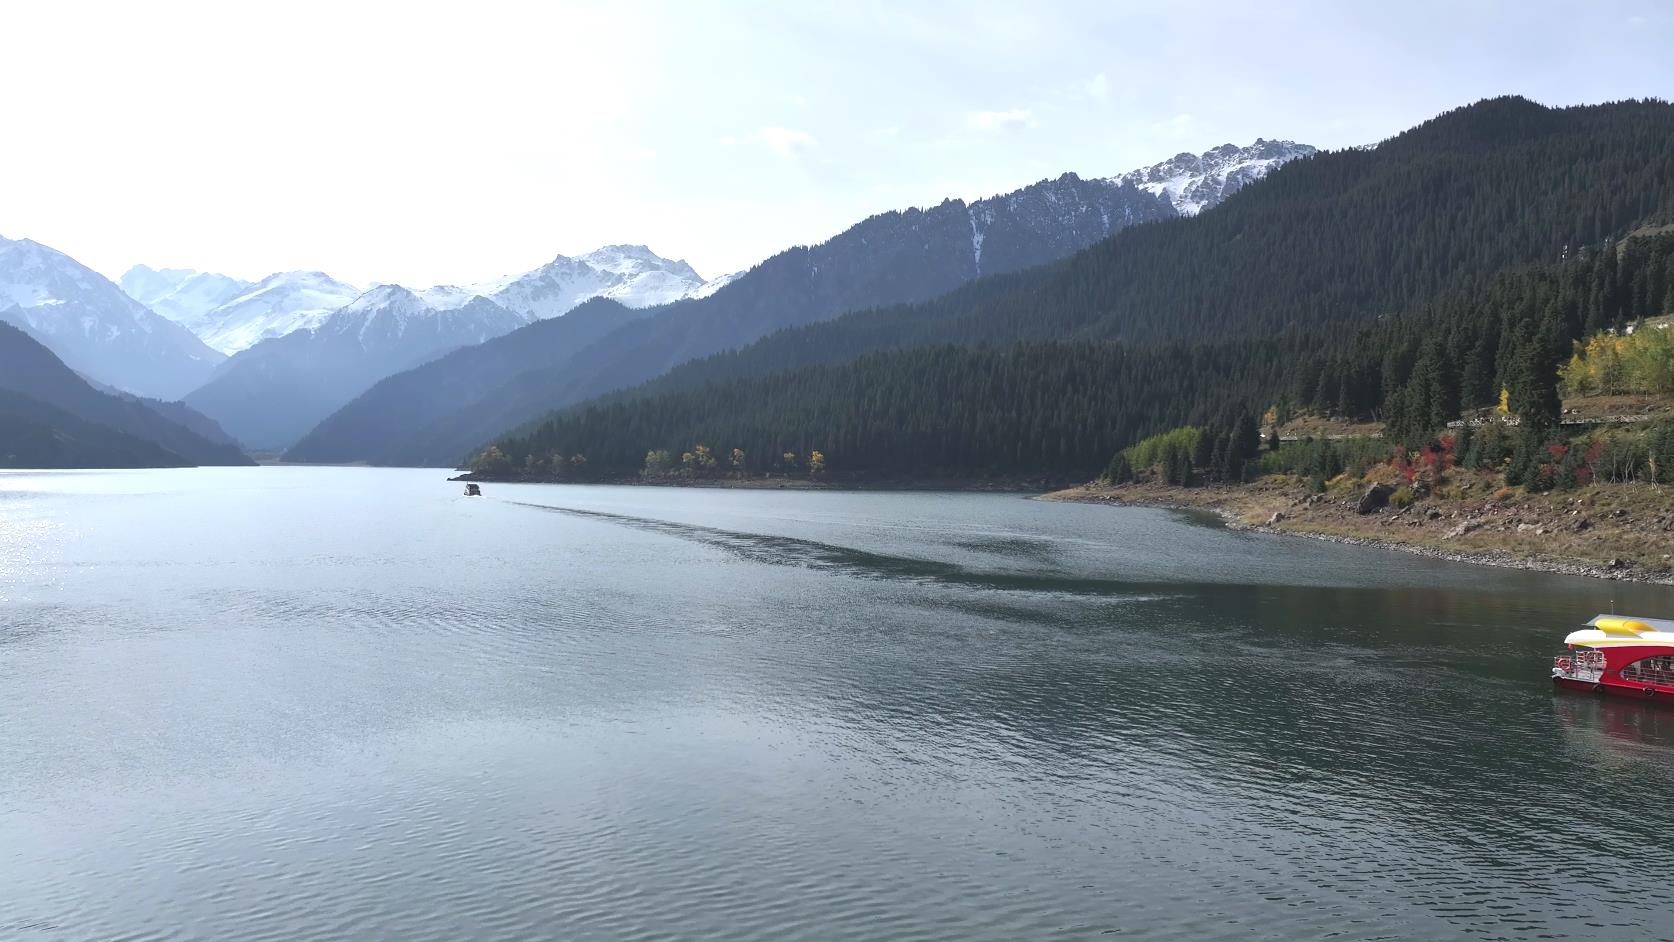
[1,0,1668,288]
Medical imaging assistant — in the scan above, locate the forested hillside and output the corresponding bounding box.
[1312,230,1674,442]
[485,229,1674,480]
[478,341,1291,477]
[468,97,1674,479]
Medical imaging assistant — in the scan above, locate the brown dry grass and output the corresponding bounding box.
[1047,473,1674,582]
[1561,392,1674,422]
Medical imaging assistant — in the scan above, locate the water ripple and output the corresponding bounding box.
[1,470,1672,940]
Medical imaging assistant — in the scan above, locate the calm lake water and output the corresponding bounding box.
[3,467,1674,940]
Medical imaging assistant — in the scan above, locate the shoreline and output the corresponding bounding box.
[452,471,1079,492]
[1043,480,1674,585]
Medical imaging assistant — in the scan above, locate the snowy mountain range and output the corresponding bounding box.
[315,285,527,351]
[184,285,527,449]
[120,269,362,356]
[119,265,253,338]
[1114,139,1316,216]
[476,244,725,320]
[125,245,721,357]
[0,235,223,399]
[120,246,717,448]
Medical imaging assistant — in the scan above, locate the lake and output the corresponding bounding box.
[3,467,1673,940]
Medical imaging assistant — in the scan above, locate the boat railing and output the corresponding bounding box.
[1554,650,1606,683]
[1621,654,1674,688]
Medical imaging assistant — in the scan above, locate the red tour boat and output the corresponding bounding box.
[1553,615,1674,701]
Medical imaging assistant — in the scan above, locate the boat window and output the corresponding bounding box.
[1621,655,1674,687]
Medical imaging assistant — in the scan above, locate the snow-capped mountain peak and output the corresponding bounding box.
[120,264,199,304]
[1112,138,1317,216]
[120,264,254,338]
[476,245,712,320]
[188,270,362,354]
[415,285,486,311]
[341,283,477,316]
[316,285,527,352]
[0,235,223,398]
[336,284,422,317]
[577,244,701,281]
[0,237,119,311]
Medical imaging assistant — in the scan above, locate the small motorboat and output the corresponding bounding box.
[1552,615,1674,701]
[463,482,482,497]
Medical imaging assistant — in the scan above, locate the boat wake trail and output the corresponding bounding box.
[508,501,1171,598]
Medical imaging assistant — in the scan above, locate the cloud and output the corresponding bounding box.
[623,145,657,161]
[750,126,817,158]
[967,108,1033,131]
[1085,72,1108,99]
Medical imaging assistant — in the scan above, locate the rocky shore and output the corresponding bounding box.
[1044,478,1674,585]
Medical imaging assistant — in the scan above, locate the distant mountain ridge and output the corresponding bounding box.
[0,388,187,469]
[0,236,224,399]
[185,285,529,449]
[285,297,655,465]
[287,139,1312,466]
[0,320,252,467]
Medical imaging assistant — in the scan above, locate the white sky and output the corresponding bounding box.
[0,0,1668,288]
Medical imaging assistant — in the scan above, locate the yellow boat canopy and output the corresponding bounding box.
[1565,614,1674,648]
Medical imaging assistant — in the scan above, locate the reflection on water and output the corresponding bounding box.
[1553,693,1674,767]
[2,468,1673,941]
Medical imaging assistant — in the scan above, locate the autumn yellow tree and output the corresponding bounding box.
[808,450,826,475]
[1561,325,1674,398]
[470,445,512,475]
